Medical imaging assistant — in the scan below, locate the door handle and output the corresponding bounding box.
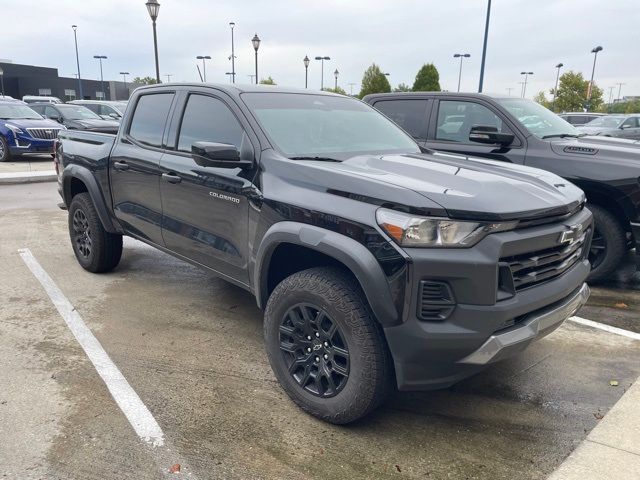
[162,172,182,184]
[113,161,129,171]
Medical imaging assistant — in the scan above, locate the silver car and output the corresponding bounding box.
[577,114,640,140]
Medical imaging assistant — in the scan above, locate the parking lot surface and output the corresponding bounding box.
[1,182,639,479]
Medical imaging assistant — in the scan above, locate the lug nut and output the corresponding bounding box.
[315,356,320,362]
[323,354,328,360]
[315,332,320,337]
[307,347,312,352]
[307,335,312,340]
[323,341,329,347]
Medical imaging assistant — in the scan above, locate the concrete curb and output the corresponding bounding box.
[547,377,640,479]
[0,171,57,185]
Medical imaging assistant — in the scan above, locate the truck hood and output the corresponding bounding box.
[293,152,584,222]
[4,118,61,129]
[549,135,640,166]
[66,118,120,132]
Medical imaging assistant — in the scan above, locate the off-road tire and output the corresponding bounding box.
[68,193,123,273]
[264,266,394,424]
[587,204,627,282]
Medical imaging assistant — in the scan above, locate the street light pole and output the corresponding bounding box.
[303,55,310,89]
[506,87,513,96]
[616,82,625,102]
[0,68,4,98]
[145,0,161,83]
[252,34,261,84]
[334,69,339,90]
[518,81,525,98]
[196,56,211,82]
[248,74,255,84]
[520,71,533,98]
[478,0,491,92]
[552,62,563,112]
[229,22,236,83]
[314,56,330,90]
[453,53,470,92]
[93,55,107,99]
[119,71,129,99]
[71,25,84,99]
[607,86,615,111]
[348,83,357,96]
[165,74,172,82]
[586,45,603,111]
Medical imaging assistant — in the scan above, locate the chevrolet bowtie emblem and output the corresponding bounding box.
[559,224,583,244]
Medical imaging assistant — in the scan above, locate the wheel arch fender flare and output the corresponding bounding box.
[62,164,120,233]
[254,221,400,326]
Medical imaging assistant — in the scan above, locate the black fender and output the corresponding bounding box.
[61,164,121,233]
[254,221,399,326]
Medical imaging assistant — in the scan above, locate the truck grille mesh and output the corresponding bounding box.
[26,128,62,140]
[502,228,590,291]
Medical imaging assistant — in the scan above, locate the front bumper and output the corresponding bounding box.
[383,208,592,391]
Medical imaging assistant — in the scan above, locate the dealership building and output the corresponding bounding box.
[0,60,132,101]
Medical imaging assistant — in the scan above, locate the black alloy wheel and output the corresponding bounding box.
[72,209,92,258]
[588,226,606,270]
[279,303,350,398]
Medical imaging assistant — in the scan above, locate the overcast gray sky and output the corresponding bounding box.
[5,0,639,99]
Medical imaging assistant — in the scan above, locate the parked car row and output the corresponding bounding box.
[0,98,126,161]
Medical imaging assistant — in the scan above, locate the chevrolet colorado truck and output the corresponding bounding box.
[56,84,591,423]
[364,92,640,281]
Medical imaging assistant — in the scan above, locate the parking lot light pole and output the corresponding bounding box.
[196,56,211,82]
[520,71,533,98]
[145,0,161,83]
[506,87,513,96]
[0,68,4,98]
[607,86,615,111]
[518,81,525,97]
[303,55,310,89]
[93,55,107,99]
[120,71,129,99]
[586,45,603,111]
[314,56,330,90]
[229,22,236,83]
[552,63,563,112]
[71,25,84,99]
[478,0,491,92]
[252,34,261,84]
[453,53,470,92]
[616,82,625,103]
[165,74,172,82]
[334,69,339,90]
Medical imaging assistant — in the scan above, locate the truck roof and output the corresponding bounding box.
[362,91,514,101]
[135,82,341,98]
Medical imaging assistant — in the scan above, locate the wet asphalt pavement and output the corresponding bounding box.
[1,181,638,480]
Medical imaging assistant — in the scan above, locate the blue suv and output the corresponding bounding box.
[0,100,64,162]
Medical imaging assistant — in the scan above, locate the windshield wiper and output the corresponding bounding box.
[541,133,586,139]
[289,156,341,162]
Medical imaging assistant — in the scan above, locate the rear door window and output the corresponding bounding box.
[128,93,174,148]
[373,99,428,140]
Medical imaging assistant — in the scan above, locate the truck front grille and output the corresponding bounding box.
[501,228,590,291]
[26,128,62,140]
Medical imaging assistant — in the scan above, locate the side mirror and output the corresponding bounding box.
[621,124,632,130]
[469,125,515,146]
[191,141,253,169]
[108,113,120,119]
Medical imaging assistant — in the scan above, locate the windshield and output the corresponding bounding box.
[241,92,419,158]
[0,103,43,120]
[58,105,102,120]
[584,116,625,128]
[496,98,580,139]
[111,102,128,114]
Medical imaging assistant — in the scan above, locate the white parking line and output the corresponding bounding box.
[18,248,165,447]
[568,315,640,341]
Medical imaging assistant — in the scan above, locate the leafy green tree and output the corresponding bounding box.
[259,76,276,85]
[412,63,441,92]
[132,76,158,85]
[394,83,412,92]
[358,63,391,98]
[609,99,640,114]
[324,86,347,95]
[533,91,551,109]
[553,71,603,112]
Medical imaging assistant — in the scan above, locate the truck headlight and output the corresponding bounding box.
[376,208,517,247]
[4,123,23,135]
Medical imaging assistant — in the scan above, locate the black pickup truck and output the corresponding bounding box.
[56,84,591,423]
[364,92,640,281]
